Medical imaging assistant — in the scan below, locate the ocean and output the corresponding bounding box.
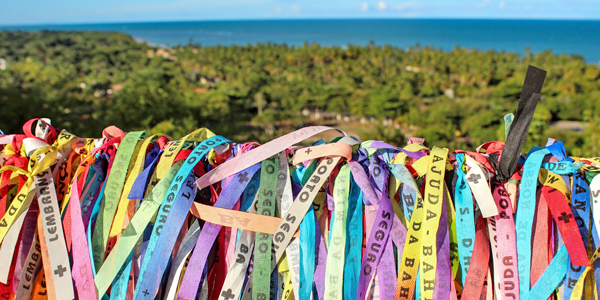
[2,19,600,63]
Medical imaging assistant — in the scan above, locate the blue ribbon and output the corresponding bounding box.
[454,153,476,286]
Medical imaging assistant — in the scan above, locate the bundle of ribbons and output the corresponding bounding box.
[1,65,599,300]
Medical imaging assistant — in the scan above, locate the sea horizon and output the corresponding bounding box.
[3,17,600,26]
[2,19,600,63]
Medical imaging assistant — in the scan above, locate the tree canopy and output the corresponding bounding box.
[0,31,598,155]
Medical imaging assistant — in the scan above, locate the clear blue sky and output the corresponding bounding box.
[2,0,599,25]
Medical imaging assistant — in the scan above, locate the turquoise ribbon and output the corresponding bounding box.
[109,253,133,300]
[134,135,229,300]
[528,246,569,299]
[516,147,549,300]
[454,153,476,286]
[299,162,317,300]
[344,176,363,300]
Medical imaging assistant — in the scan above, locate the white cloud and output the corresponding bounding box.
[477,0,490,8]
[360,2,370,11]
[291,4,300,13]
[275,7,281,13]
[394,1,418,11]
[499,1,505,9]
[378,1,388,10]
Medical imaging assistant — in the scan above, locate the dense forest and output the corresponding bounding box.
[0,31,598,155]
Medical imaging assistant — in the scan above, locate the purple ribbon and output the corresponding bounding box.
[368,141,426,160]
[176,163,261,300]
[433,192,452,299]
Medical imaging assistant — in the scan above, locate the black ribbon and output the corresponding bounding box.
[498,65,546,182]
